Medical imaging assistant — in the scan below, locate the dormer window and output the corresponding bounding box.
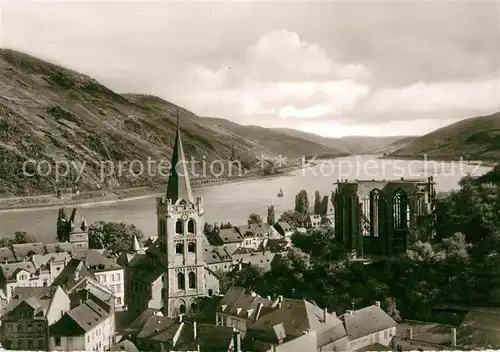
[247,309,254,318]
[221,305,227,311]
[236,308,242,315]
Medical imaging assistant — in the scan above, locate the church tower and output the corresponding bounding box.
[156,115,206,317]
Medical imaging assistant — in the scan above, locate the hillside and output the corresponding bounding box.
[389,112,500,161]
[376,136,418,154]
[201,118,348,158]
[0,49,347,197]
[272,128,409,155]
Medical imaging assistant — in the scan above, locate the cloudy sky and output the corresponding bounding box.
[2,0,499,137]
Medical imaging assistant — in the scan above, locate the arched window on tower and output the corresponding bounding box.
[175,243,184,254]
[187,242,196,253]
[177,273,185,290]
[393,189,410,230]
[187,219,196,233]
[188,271,196,289]
[175,220,183,234]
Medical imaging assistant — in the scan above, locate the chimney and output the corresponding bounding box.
[277,295,283,308]
[406,328,413,340]
[375,301,380,308]
[233,329,241,352]
[346,310,354,315]
[451,327,456,347]
[193,321,197,339]
[255,302,264,322]
[178,314,183,323]
[323,307,328,323]
[331,311,337,318]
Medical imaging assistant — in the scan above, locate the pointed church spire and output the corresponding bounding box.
[132,235,140,252]
[166,109,194,204]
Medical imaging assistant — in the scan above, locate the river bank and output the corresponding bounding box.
[380,154,498,167]
[0,162,311,212]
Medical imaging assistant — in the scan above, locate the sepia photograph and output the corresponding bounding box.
[0,0,499,351]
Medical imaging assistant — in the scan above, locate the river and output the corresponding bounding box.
[0,155,492,242]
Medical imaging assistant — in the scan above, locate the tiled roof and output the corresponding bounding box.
[276,222,293,231]
[2,286,58,318]
[50,299,110,336]
[342,305,397,340]
[136,315,179,340]
[0,261,36,280]
[232,251,276,271]
[70,233,88,242]
[130,262,164,284]
[356,343,394,351]
[45,242,73,254]
[11,242,46,260]
[174,322,234,351]
[203,246,232,264]
[51,258,95,290]
[68,276,115,307]
[236,223,275,238]
[124,308,164,336]
[111,339,140,352]
[248,298,344,343]
[72,249,122,272]
[216,228,244,244]
[218,286,275,321]
[0,247,16,262]
[31,252,70,270]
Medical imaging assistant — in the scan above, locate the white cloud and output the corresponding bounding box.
[170,30,371,119]
[366,78,500,114]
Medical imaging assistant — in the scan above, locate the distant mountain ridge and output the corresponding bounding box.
[271,128,411,155]
[0,49,406,196]
[388,112,500,161]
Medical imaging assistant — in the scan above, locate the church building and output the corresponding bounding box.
[121,119,220,319]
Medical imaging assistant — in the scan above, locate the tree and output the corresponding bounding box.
[13,231,37,244]
[314,190,322,215]
[248,213,263,226]
[233,265,265,290]
[267,205,276,225]
[278,211,307,228]
[295,190,309,215]
[383,297,402,322]
[0,238,12,247]
[87,221,144,254]
[203,222,214,236]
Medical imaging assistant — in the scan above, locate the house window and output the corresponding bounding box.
[116,284,122,292]
[38,323,44,331]
[55,337,61,347]
[17,324,22,333]
[187,242,196,253]
[27,323,33,332]
[188,271,196,289]
[384,330,388,339]
[27,339,33,349]
[116,273,121,281]
[117,297,122,305]
[38,339,43,348]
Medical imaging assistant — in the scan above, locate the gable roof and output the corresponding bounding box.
[218,286,275,322]
[72,249,122,272]
[31,252,70,270]
[174,322,235,351]
[1,286,59,318]
[0,261,36,280]
[276,221,293,232]
[124,308,164,336]
[247,298,345,343]
[111,339,140,352]
[68,276,115,307]
[11,242,46,260]
[51,258,94,291]
[203,246,232,265]
[136,315,179,340]
[50,299,110,336]
[215,228,244,244]
[129,261,164,284]
[341,305,397,340]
